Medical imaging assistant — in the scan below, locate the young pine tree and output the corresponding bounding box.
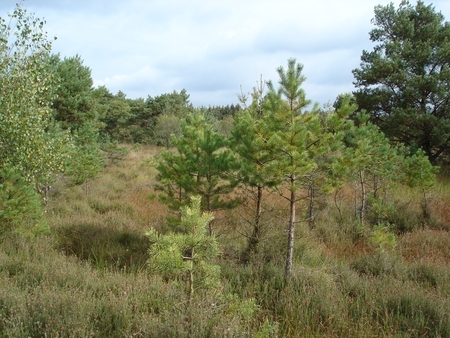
[339,113,404,225]
[402,149,438,223]
[155,112,240,234]
[146,196,221,305]
[263,58,322,279]
[232,78,280,263]
[0,166,50,237]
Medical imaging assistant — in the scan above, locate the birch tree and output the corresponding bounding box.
[0,5,71,191]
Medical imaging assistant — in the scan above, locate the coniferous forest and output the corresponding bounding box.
[1,1,450,337]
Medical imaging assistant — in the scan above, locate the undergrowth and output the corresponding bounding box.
[1,145,449,337]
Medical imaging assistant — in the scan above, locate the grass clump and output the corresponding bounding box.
[377,292,450,337]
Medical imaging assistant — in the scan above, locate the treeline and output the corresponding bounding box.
[53,59,242,149]
[52,55,241,146]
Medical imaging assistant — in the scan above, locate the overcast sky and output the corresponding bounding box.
[2,0,450,107]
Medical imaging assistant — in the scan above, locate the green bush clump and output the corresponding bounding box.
[0,167,49,237]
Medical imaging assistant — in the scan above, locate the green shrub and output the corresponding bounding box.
[0,167,49,237]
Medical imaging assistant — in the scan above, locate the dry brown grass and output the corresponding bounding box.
[431,197,450,228]
[399,229,450,267]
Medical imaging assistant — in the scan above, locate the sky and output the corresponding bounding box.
[2,0,450,107]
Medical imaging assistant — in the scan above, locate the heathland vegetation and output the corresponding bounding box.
[1,1,450,337]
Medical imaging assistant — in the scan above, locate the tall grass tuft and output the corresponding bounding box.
[377,292,450,337]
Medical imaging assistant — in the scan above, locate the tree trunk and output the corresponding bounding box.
[243,185,263,264]
[308,178,315,229]
[188,247,195,307]
[206,175,213,236]
[359,170,366,224]
[187,254,194,335]
[177,186,183,219]
[421,188,431,222]
[285,178,296,279]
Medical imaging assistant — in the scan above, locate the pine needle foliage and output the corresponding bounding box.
[0,166,49,237]
[155,112,240,232]
[353,0,450,163]
[146,196,221,303]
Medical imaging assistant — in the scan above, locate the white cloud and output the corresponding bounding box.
[3,0,449,106]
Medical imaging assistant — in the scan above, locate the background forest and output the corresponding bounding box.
[1,1,450,337]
